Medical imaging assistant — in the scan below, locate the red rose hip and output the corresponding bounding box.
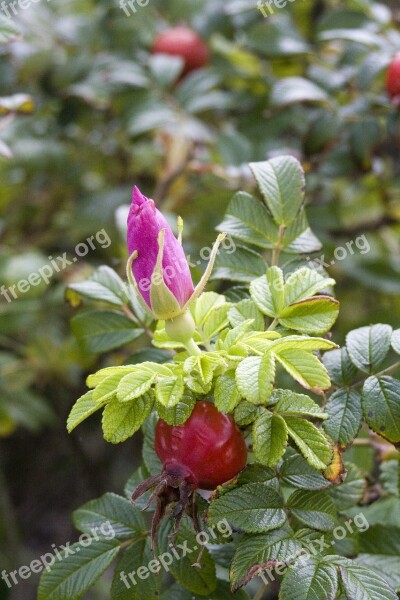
[152,26,209,76]
[386,53,400,104]
[155,401,248,490]
[132,401,247,551]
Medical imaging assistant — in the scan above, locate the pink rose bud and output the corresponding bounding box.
[127,187,195,321]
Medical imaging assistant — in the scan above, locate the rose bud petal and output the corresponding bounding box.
[127,186,195,320]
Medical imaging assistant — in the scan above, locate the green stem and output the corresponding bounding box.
[185,338,202,356]
[267,318,279,331]
[253,583,267,600]
[271,225,286,267]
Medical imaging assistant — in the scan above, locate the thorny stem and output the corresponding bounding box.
[350,360,400,389]
[271,225,286,267]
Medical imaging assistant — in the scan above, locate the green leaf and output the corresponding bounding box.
[214,371,242,413]
[269,336,337,353]
[328,462,365,510]
[155,375,184,408]
[252,411,288,467]
[362,376,400,444]
[324,389,362,447]
[73,493,146,540]
[280,449,331,490]
[87,366,136,388]
[117,370,157,402]
[287,490,337,531]
[234,401,264,426]
[346,325,393,374]
[236,353,275,404]
[230,528,302,591]
[250,266,285,318]
[207,483,286,533]
[391,329,400,354]
[279,557,338,600]
[273,349,331,393]
[202,304,230,340]
[279,296,339,335]
[249,156,305,226]
[273,389,327,419]
[93,372,132,404]
[67,392,103,433]
[322,348,358,387]
[162,581,250,600]
[216,191,278,249]
[228,299,264,332]
[71,311,144,353]
[284,268,335,306]
[358,524,400,593]
[102,392,154,444]
[281,207,322,254]
[142,413,162,474]
[38,538,120,600]
[111,538,161,600]
[380,460,400,497]
[156,389,196,425]
[211,245,266,284]
[337,559,397,600]
[193,292,226,327]
[284,417,333,470]
[158,519,217,596]
[271,77,329,106]
[68,266,129,307]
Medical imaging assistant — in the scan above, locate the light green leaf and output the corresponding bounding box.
[250,266,285,318]
[67,392,103,433]
[214,371,242,413]
[252,411,288,467]
[203,303,230,340]
[234,401,264,426]
[228,299,264,332]
[38,538,120,600]
[207,483,286,533]
[269,336,337,354]
[117,369,157,402]
[287,490,337,531]
[236,353,275,404]
[93,372,130,403]
[156,389,196,425]
[211,245,266,283]
[193,292,226,327]
[279,296,339,335]
[249,156,305,226]
[155,375,184,408]
[284,268,335,306]
[273,349,331,393]
[362,376,400,444]
[346,324,393,374]
[284,417,333,470]
[216,191,278,249]
[87,366,136,388]
[71,311,144,353]
[73,492,146,540]
[279,557,338,600]
[231,528,301,591]
[273,389,327,419]
[324,389,362,447]
[102,392,154,444]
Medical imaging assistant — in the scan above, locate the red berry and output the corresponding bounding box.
[152,26,209,76]
[386,54,400,104]
[155,401,248,490]
[132,401,247,550]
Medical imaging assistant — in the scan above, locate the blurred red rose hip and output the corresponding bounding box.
[152,26,209,76]
[386,53,400,104]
